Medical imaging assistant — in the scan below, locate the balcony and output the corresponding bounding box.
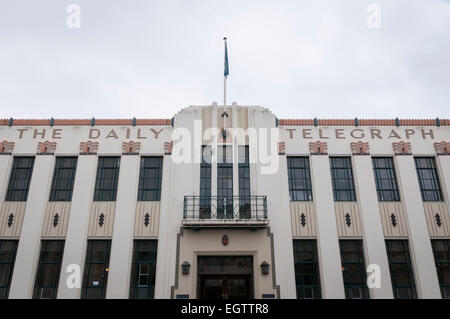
[182,195,269,228]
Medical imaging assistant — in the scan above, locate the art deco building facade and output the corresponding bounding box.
[0,104,449,299]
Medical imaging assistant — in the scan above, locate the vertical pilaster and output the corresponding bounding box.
[106,155,140,298]
[310,155,345,298]
[353,156,393,298]
[57,155,97,299]
[9,155,54,298]
[395,156,441,298]
[0,155,12,199]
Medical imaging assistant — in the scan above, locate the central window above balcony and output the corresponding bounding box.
[182,195,269,228]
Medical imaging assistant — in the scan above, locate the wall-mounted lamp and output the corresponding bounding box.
[260,261,270,275]
[181,261,191,275]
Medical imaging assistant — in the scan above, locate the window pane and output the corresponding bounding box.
[287,157,313,201]
[81,240,111,299]
[49,157,78,201]
[0,240,18,299]
[431,240,450,298]
[330,157,356,202]
[129,240,158,299]
[6,157,35,201]
[339,240,369,299]
[293,240,321,299]
[94,157,120,201]
[137,157,163,201]
[414,157,443,202]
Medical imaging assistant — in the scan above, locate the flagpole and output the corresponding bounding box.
[223,37,227,107]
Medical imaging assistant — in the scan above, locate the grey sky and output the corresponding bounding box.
[0,0,449,119]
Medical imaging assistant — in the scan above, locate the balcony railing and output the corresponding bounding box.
[182,195,268,228]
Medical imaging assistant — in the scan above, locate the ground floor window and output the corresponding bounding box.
[339,240,369,299]
[0,240,18,299]
[33,240,65,299]
[81,240,111,299]
[293,239,321,299]
[431,239,450,298]
[385,240,417,299]
[129,240,158,299]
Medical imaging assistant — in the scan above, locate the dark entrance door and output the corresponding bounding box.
[198,256,253,299]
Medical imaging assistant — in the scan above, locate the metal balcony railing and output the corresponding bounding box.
[183,195,268,221]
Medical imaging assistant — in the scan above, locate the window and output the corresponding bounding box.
[0,240,18,299]
[5,157,35,201]
[238,146,251,218]
[339,240,369,299]
[287,157,313,201]
[33,240,65,299]
[217,146,233,219]
[431,240,450,298]
[129,240,158,299]
[81,240,111,299]
[93,157,120,201]
[137,157,163,201]
[293,240,321,299]
[414,157,443,202]
[330,157,356,201]
[199,145,212,219]
[372,157,400,202]
[49,157,78,201]
[385,240,417,299]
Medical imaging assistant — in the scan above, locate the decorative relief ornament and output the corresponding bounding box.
[79,141,99,155]
[278,142,285,155]
[309,141,328,155]
[0,140,14,155]
[434,141,449,155]
[122,141,141,155]
[350,141,370,155]
[37,141,57,155]
[165,141,173,155]
[392,141,412,155]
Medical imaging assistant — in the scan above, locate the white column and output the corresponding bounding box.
[58,155,97,299]
[0,155,12,199]
[353,156,393,298]
[106,155,140,298]
[395,156,441,298]
[9,155,54,298]
[310,155,345,299]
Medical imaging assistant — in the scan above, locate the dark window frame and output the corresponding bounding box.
[238,146,251,218]
[330,157,356,202]
[385,240,417,299]
[199,145,212,219]
[93,157,120,201]
[81,240,111,299]
[431,239,450,298]
[287,157,313,202]
[414,157,444,202]
[33,240,65,299]
[339,240,369,299]
[5,157,35,202]
[372,157,400,202]
[217,145,233,219]
[137,157,163,201]
[129,240,158,299]
[49,157,78,202]
[293,239,322,299]
[0,240,19,299]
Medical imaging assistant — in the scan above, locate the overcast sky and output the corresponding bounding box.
[0,0,449,119]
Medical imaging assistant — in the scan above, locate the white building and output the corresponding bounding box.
[0,104,448,299]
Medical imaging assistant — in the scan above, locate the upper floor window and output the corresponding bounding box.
[49,157,78,202]
[287,157,313,201]
[5,157,35,202]
[238,146,251,218]
[372,157,400,202]
[330,157,356,202]
[137,157,163,201]
[414,157,443,202]
[199,145,212,219]
[93,157,120,201]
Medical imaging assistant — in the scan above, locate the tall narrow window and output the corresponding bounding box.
[137,157,163,201]
[339,240,369,299]
[5,157,35,201]
[93,157,120,201]
[287,157,313,201]
[431,239,450,298]
[81,240,111,299]
[238,146,251,218]
[33,240,65,299]
[414,157,443,202]
[372,157,400,202]
[129,240,158,299]
[0,240,18,299]
[217,145,233,219]
[199,145,212,219]
[385,240,417,299]
[293,240,321,299]
[49,157,78,201]
[330,157,356,201]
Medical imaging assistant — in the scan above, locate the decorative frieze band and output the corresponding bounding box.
[37,141,57,155]
[0,140,14,155]
[122,141,141,155]
[434,141,449,155]
[392,141,412,155]
[309,141,328,155]
[350,141,370,155]
[80,141,99,155]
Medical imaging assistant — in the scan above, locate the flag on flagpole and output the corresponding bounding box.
[224,38,229,78]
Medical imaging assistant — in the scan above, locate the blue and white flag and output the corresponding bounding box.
[224,39,229,78]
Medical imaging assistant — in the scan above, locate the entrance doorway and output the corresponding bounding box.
[197,256,253,299]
